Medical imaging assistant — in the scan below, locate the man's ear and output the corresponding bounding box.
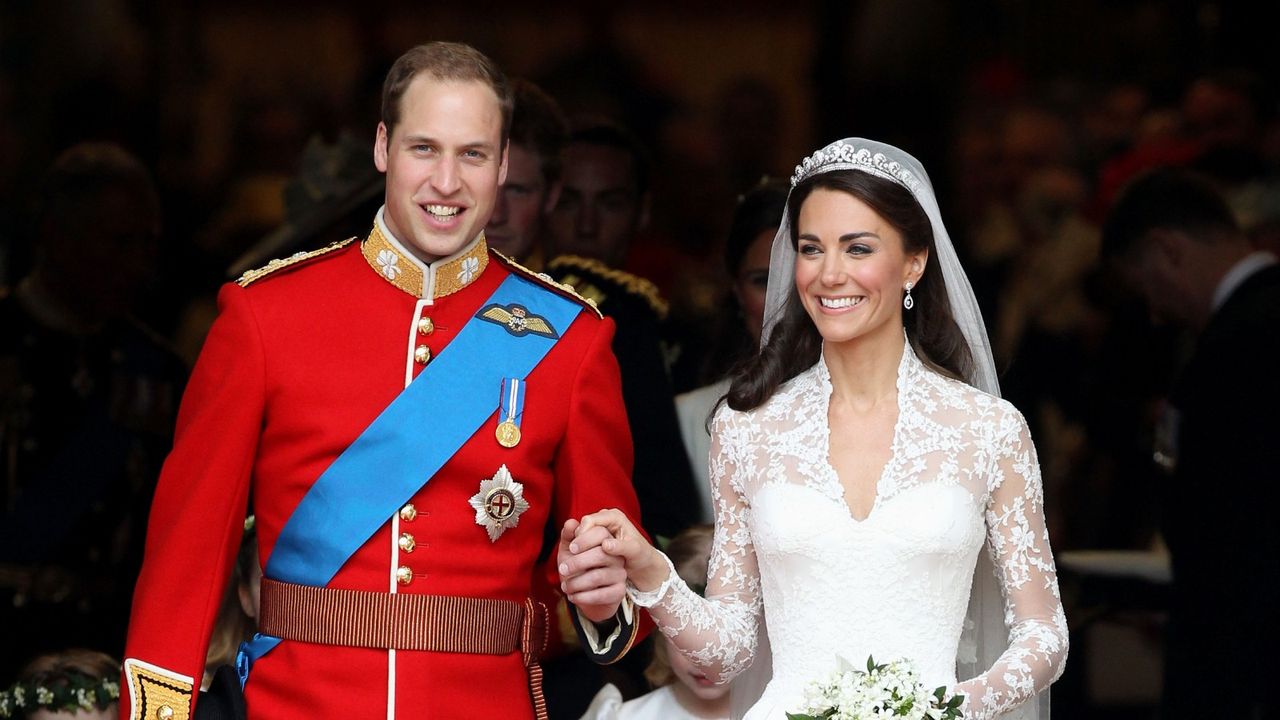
[542,180,563,215]
[497,140,510,185]
[374,122,390,173]
[1147,228,1187,267]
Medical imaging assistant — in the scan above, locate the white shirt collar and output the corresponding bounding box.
[371,205,487,299]
[1211,250,1278,313]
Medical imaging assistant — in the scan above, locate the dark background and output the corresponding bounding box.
[2,1,1275,715]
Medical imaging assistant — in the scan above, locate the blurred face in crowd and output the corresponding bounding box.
[794,188,923,347]
[1117,230,1200,328]
[375,74,508,262]
[45,185,159,320]
[546,142,648,268]
[486,142,558,259]
[734,227,775,346]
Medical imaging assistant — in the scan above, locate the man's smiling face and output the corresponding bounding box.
[375,74,508,262]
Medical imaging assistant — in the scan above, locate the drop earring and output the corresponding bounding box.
[903,282,914,310]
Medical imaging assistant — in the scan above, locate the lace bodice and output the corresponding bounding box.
[630,341,1068,719]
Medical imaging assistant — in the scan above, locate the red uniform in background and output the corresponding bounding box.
[122,216,644,719]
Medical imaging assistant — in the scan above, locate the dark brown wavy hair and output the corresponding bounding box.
[725,169,973,412]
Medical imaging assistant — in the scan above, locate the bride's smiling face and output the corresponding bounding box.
[794,187,924,346]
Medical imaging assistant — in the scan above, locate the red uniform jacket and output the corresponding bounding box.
[122,220,643,719]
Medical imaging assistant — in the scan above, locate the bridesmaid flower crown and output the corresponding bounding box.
[791,141,923,194]
[0,672,120,718]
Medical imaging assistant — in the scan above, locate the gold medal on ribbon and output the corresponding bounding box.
[495,377,524,449]
[495,419,521,448]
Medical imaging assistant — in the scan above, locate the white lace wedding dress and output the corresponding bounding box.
[629,341,1068,719]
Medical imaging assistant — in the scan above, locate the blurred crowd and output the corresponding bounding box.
[2,4,1278,718]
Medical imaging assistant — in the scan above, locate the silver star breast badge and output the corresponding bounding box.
[468,464,531,542]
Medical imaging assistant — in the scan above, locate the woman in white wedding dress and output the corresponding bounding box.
[563,139,1068,719]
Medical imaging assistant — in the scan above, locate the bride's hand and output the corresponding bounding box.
[574,508,670,592]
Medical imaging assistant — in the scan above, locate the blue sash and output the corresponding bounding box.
[238,273,581,682]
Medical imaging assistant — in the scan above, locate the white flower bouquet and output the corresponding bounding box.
[786,656,964,720]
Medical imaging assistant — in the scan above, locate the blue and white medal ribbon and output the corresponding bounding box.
[495,377,525,448]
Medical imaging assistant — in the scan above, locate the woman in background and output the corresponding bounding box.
[676,180,789,518]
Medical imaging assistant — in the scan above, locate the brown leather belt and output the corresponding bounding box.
[259,578,549,719]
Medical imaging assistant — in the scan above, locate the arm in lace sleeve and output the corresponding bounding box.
[626,408,763,684]
[953,407,1069,719]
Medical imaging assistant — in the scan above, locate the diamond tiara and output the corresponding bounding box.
[790,142,923,194]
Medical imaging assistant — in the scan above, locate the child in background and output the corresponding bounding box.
[0,648,120,719]
[191,517,260,719]
[202,516,261,690]
[581,524,729,720]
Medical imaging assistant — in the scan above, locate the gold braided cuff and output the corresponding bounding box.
[124,659,193,720]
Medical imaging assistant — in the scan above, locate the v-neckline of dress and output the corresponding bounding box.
[816,336,915,524]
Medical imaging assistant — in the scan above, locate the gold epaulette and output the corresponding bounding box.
[235,237,356,287]
[545,255,669,320]
[492,251,604,319]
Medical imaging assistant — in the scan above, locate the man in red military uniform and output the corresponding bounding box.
[122,42,643,720]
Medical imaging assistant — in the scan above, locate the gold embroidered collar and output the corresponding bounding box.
[361,213,489,299]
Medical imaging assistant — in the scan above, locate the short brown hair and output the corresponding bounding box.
[1101,167,1240,260]
[20,648,120,681]
[381,42,513,143]
[568,120,651,195]
[38,142,158,230]
[509,79,569,184]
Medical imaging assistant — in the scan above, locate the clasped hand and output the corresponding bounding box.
[556,509,669,622]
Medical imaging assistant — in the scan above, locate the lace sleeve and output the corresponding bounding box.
[953,408,1069,719]
[626,409,763,683]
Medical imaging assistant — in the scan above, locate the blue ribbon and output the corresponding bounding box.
[499,377,526,434]
[236,274,580,685]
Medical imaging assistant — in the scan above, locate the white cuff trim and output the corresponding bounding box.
[625,550,675,608]
[578,596,635,655]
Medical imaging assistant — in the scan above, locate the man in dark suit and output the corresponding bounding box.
[543,121,700,541]
[484,79,566,267]
[1102,167,1279,720]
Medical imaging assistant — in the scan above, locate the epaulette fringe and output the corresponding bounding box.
[236,237,357,287]
[492,251,604,319]
[546,255,669,320]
